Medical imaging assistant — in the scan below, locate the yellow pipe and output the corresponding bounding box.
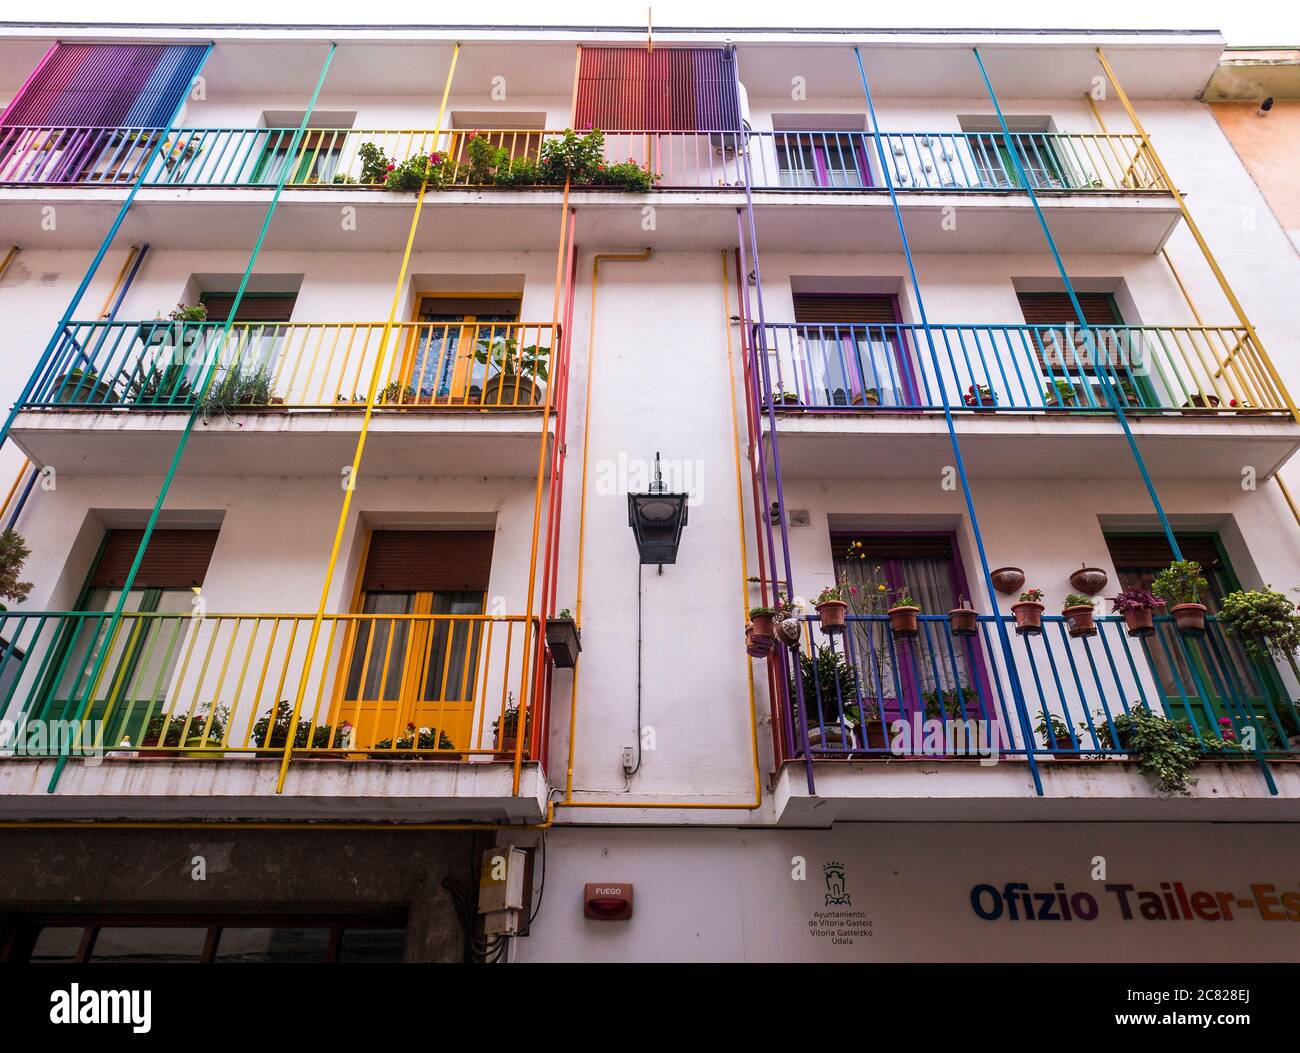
[0,245,18,282]
[557,248,764,813]
[0,458,30,522]
[97,244,138,319]
[1096,47,1300,425]
[1276,475,1300,529]
[275,43,462,794]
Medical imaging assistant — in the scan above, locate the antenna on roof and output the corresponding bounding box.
[647,7,653,53]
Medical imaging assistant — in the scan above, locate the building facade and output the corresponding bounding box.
[0,23,1297,963]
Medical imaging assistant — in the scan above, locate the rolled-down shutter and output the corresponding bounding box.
[1104,535,1223,572]
[361,531,494,592]
[793,294,899,325]
[90,529,219,589]
[1016,292,1121,326]
[574,47,740,131]
[201,294,297,324]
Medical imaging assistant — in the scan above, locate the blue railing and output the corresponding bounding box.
[756,322,1292,416]
[781,613,1298,764]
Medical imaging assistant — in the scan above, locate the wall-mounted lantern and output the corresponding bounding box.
[627,452,688,566]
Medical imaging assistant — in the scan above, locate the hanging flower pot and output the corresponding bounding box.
[1012,589,1045,635]
[948,602,979,637]
[990,567,1025,595]
[814,600,848,635]
[1121,607,1155,638]
[776,616,803,648]
[1170,602,1208,637]
[1110,586,1163,639]
[1069,565,1108,596]
[888,605,921,638]
[1063,595,1098,638]
[747,609,778,657]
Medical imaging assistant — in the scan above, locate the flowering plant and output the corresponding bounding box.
[1019,588,1044,604]
[962,383,995,407]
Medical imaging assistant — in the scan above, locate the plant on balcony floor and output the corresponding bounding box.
[138,705,229,755]
[0,529,33,609]
[923,687,974,721]
[169,302,208,323]
[962,383,996,409]
[540,128,608,184]
[384,151,450,192]
[1062,593,1097,638]
[1012,587,1045,635]
[51,366,118,406]
[1110,585,1164,639]
[1095,706,1209,797]
[793,644,856,750]
[1034,712,1078,758]
[250,700,350,757]
[473,334,549,405]
[1151,560,1209,636]
[370,723,458,759]
[356,142,391,185]
[126,363,196,406]
[201,364,274,422]
[1180,392,1221,412]
[1043,378,1081,408]
[772,385,802,408]
[492,698,531,756]
[843,701,886,750]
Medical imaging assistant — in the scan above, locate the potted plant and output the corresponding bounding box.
[962,383,996,410]
[1094,706,1206,796]
[1033,712,1078,758]
[888,586,921,638]
[492,699,530,758]
[813,582,850,635]
[1151,560,1209,636]
[843,701,887,751]
[924,688,972,722]
[793,645,856,750]
[1063,593,1097,638]
[474,334,549,405]
[0,529,33,608]
[139,706,227,757]
[773,385,802,408]
[1110,585,1164,638]
[851,387,881,407]
[201,364,274,422]
[125,362,196,406]
[51,366,118,406]
[370,723,459,760]
[546,608,582,667]
[1217,587,1300,688]
[1044,378,1081,408]
[1180,392,1220,413]
[948,597,978,637]
[250,699,346,759]
[746,606,779,658]
[1012,587,1045,634]
[143,303,208,348]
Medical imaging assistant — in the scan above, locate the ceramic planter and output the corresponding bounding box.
[888,605,921,638]
[493,732,530,760]
[1063,604,1098,638]
[1011,601,1044,635]
[745,622,777,658]
[1170,602,1208,637]
[804,723,851,751]
[854,719,890,752]
[1120,606,1156,638]
[990,567,1025,595]
[776,617,803,648]
[1069,566,1108,595]
[948,607,979,637]
[815,600,848,635]
[545,616,582,667]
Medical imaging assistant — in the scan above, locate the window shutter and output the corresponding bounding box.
[361,531,495,592]
[90,529,220,589]
[1016,292,1121,326]
[1104,535,1222,571]
[416,298,520,321]
[793,294,899,325]
[201,294,297,324]
[574,47,740,131]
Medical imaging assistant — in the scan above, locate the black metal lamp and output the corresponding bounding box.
[627,452,689,565]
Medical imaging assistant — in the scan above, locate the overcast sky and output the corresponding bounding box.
[16,1,1300,48]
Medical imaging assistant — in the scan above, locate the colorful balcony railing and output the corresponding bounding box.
[26,320,558,411]
[0,125,1169,194]
[756,322,1295,416]
[777,613,1298,765]
[0,610,544,765]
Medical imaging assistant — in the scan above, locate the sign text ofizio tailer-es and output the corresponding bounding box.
[970,882,1300,923]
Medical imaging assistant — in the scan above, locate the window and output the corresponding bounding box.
[776,132,871,189]
[1017,291,1150,408]
[251,128,348,185]
[336,530,494,752]
[787,293,915,408]
[404,295,522,404]
[33,529,219,749]
[1104,533,1287,736]
[200,292,297,384]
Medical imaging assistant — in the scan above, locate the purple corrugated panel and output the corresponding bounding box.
[574,47,738,131]
[124,45,207,126]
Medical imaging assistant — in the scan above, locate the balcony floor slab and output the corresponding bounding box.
[10,408,554,478]
[0,756,548,823]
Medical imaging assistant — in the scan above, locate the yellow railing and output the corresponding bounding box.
[0,610,540,763]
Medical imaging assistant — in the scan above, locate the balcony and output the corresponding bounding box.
[10,320,558,477]
[0,609,550,821]
[755,322,1300,480]
[0,127,1182,253]
[772,613,1300,824]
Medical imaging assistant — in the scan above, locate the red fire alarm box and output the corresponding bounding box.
[584,882,633,920]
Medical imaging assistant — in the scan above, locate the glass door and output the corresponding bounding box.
[405,296,520,404]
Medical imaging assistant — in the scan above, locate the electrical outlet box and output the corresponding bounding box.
[621,746,635,774]
[478,846,528,914]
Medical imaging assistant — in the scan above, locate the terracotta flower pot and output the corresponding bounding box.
[990,567,1025,595]
[1171,602,1208,637]
[1069,567,1108,596]
[948,607,979,637]
[1011,601,1044,635]
[1063,604,1098,638]
[888,605,920,638]
[1120,607,1156,638]
[745,619,777,658]
[815,600,848,635]
[493,733,531,760]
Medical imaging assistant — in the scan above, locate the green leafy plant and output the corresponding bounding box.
[1151,560,1208,608]
[139,705,228,749]
[126,363,195,405]
[1033,712,1076,748]
[1044,378,1080,407]
[557,608,573,621]
[356,142,392,185]
[0,529,33,606]
[1063,593,1094,609]
[891,586,920,611]
[597,157,657,192]
[539,128,608,184]
[491,700,529,738]
[1217,587,1300,674]
[250,700,347,750]
[793,644,856,723]
[1096,706,1206,796]
[372,722,456,753]
[202,364,273,420]
[463,131,511,184]
[473,334,550,383]
[374,381,416,404]
[168,303,208,323]
[384,151,450,192]
[923,688,973,719]
[749,606,777,619]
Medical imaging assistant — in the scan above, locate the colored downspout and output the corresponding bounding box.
[49,43,336,794]
[854,47,1043,795]
[0,43,214,453]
